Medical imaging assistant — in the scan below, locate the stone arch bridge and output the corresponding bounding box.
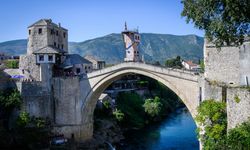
[52,62,202,141]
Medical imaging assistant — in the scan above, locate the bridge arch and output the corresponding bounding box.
[79,62,200,140]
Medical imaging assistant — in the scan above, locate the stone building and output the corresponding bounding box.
[61,54,93,75]
[182,60,201,71]
[122,22,141,62]
[204,39,250,86]
[19,19,92,81]
[19,19,68,81]
[84,55,105,70]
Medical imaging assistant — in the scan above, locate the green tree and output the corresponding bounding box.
[181,0,250,46]
[112,109,124,122]
[143,96,162,117]
[165,56,182,68]
[199,59,205,72]
[0,89,21,110]
[227,120,250,149]
[196,100,227,149]
[4,60,19,69]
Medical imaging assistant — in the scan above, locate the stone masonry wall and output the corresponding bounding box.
[227,87,250,129]
[204,40,250,86]
[18,81,53,119]
[19,54,40,81]
[52,77,82,125]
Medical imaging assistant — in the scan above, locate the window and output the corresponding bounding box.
[61,44,64,50]
[56,30,58,36]
[88,66,91,69]
[38,28,42,34]
[85,66,87,70]
[63,32,66,38]
[48,55,53,61]
[39,55,44,61]
[29,30,31,35]
[51,29,54,35]
[127,51,130,53]
[76,68,80,74]
[54,42,56,47]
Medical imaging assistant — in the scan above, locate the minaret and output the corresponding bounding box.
[122,22,141,62]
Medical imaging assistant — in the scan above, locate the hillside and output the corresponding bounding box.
[0,33,204,64]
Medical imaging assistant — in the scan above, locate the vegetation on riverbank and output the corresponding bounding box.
[95,75,184,129]
[196,99,250,149]
[0,88,51,149]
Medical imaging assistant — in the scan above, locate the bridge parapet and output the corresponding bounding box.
[87,62,199,82]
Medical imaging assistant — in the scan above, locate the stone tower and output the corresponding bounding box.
[27,19,68,55]
[122,22,141,62]
[19,19,68,82]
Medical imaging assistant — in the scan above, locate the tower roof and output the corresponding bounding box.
[33,46,59,54]
[60,54,92,69]
[28,19,68,30]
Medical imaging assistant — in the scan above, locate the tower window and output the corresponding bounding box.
[38,28,42,34]
[127,51,130,53]
[29,30,31,35]
[51,29,54,35]
[39,55,44,61]
[76,68,81,74]
[56,30,58,36]
[54,42,56,47]
[61,44,64,50]
[48,55,53,61]
[63,32,66,38]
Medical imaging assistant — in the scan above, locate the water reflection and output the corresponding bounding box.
[118,107,199,150]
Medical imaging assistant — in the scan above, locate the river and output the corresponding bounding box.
[116,107,199,150]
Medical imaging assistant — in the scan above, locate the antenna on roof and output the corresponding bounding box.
[125,21,127,30]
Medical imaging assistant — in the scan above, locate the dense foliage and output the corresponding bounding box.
[227,120,250,149]
[181,0,250,46]
[116,92,146,128]
[196,100,227,149]
[196,99,250,149]
[0,89,51,149]
[4,60,19,68]
[143,96,162,117]
[165,56,182,68]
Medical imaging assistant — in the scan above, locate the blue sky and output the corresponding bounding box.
[0,0,204,42]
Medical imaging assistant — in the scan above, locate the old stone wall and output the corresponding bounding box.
[227,87,250,129]
[19,54,40,81]
[18,81,53,119]
[27,26,48,55]
[204,40,250,86]
[52,77,82,125]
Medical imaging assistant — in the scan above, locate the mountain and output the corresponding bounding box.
[0,33,204,64]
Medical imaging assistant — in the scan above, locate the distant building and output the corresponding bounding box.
[84,55,105,70]
[19,19,90,81]
[182,60,201,71]
[122,22,141,62]
[0,53,9,64]
[60,54,92,75]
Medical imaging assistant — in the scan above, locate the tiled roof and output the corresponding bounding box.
[184,61,198,67]
[33,46,59,54]
[60,54,92,68]
[28,19,67,30]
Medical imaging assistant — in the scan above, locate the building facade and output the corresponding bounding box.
[182,60,201,71]
[204,39,250,86]
[84,55,105,70]
[122,22,141,62]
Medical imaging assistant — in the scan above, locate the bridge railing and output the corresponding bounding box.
[87,62,201,81]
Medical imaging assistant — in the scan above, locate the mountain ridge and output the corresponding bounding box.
[0,33,204,64]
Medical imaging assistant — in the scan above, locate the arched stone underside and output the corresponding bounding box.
[79,62,200,141]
